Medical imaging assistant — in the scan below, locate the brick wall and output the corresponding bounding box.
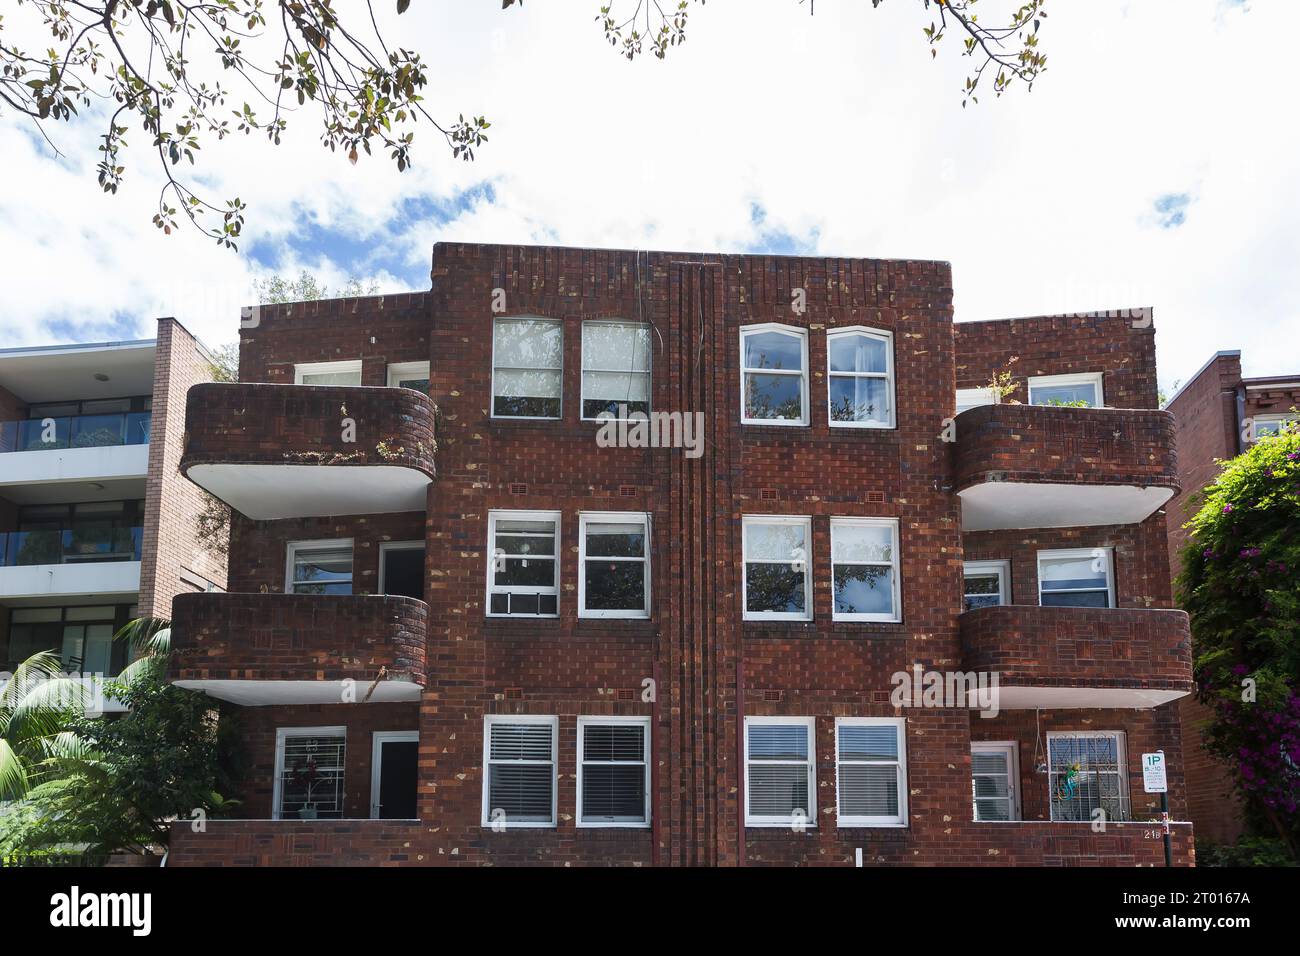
[138,318,228,619]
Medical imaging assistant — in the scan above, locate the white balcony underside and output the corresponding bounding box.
[0,444,149,503]
[173,679,423,706]
[965,686,1189,711]
[188,463,430,520]
[0,560,141,603]
[958,482,1175,532]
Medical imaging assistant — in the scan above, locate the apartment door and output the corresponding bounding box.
[379,542,426,600]
[370,732,419,819]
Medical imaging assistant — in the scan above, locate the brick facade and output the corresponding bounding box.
[167,243,1192,867]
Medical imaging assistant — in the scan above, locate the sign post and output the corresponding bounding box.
[1142,751,1171,867]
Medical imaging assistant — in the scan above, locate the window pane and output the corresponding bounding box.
[839,764,899,817]
[1041,590,1110,608]
[584,561,645,611]
[828,333,887,374]
[833,565,894,616]
[964,574,1000,596]
[745,522,807,561]
[293,547,352,594]
[488,765,553,822]
[1032,382,1098,407]
[279,734,345,818]
[831,524,892,562]
[748,765,810,818]
[749,724,809,760]
[829,376,889,424]
[838,724,898,761]
[582,724,646,762]
[581,764,646,821]
[300,370,362,386]
[744,372,803,421]
[494,319,562,369]
[493,368,562,416]
[582,370,650,402]
[494,557,556,588]
[494,522,556,555]
[972,750,1010,775]
[743,331,802,370]
[489,722,553,761]
[585,523,645,558]
[975,798,1012,821]
[745,563,806,614]
[583,322,650,371]
[1039,555,1106,590]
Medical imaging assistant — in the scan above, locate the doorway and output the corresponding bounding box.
[370,731,419,819]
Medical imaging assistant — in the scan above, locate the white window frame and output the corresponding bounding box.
[369,730,419,820]
[1046,730,1130,823]
[486,510,561,619]
[575,715,652,829]
[577,511,651,619]
[481,714,558,829]
[971,740,1020,822]
[741,515,813,622]
[1028,372,1105,408]
[285,538,354,595]
[834,716,908,827]
[743,715,817,828]
[956,386,1000,414]
[491,316,563,421]
[378,540,425,597]
[826,326,895,429]
[386,361,430,390]
[962,559,1010,611]
[294,360,363,386]
[579,319,652,422]
[739,323,809,426]
[272,725,347,821]
[1251,413,1296,441]
[1037,547,1115,609]
[830,517,901,623]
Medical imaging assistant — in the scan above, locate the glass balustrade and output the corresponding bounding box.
[0,411,151,453]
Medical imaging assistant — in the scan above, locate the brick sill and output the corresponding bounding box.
[743,622,908,640]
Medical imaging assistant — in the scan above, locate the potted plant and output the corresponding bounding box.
[293,755,322,819]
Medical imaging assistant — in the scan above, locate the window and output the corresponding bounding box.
[971,741,1019,821]
[835,717,907,826]
[830,518,900,622]
[295,360,363,386]
[581,321,651,420]
[963,560,1010,611]
[379,541,425,600]
[487,511,560,617]
[740,324,808,425]
[576,716,651,827]
[579,512,650,618]
[274,727,346,820]
[956,387,1000,414]
[482,716,557,828]
[827,327,894,428]
[1037,548,1114,608]
[1047,731,1129,822]
[2,604,132,676]
[742,516,811,621]
[492,317,563,418]
[386,361,430,392]
[744,717,816,827]
[1252,413,1296,440]
[286,540,353,595]
[1028,372,1104,408]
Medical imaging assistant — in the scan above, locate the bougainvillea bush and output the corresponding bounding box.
[1178,422,1300,856]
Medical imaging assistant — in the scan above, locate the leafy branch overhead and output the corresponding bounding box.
[0,1,489,248]
[592,0,1048,106]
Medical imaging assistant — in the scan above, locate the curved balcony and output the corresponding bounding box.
[953,405,1178,531]
[169,592,428,706]
[180,383,435,520]
[960,605,1192,709]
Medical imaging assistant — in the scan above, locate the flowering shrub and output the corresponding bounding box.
[1178,421,1300,854]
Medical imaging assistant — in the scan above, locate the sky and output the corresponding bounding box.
[0,0,1293,397]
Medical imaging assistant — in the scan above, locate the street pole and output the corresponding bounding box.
[1161,791,1172,867]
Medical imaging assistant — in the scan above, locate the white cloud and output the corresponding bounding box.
[0,0,1294,391]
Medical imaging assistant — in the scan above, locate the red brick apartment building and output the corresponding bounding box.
[0,322,225,691]
[165,243,1194,866]
[1165,351,1300,847]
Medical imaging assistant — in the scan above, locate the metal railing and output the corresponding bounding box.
[0,412,152,453]
[0,526,143,566]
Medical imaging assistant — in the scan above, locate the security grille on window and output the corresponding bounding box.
[744,717,816,826]
[836,718,906,826]
[482,717,557,828]
[275,728,346,820]
[492,317,563,418]
[579,513,650,618]
[577,717,650,827]
[971,742,1019,821]
[1047,732,1129,822]
[742,516,811,621]
[581,321,651,419]
[487,512,560,617]
[1037,548,1113,608]
[827,328,894,427]
[963,560,1009,611]
[830,518,900,622]
[287,541,353,595]
[740,325,808,425]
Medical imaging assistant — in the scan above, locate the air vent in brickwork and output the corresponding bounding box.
[504,687,523,700]
[867,491,886,504]
[763,689,783,702]
[760,489,778,501]
[617,688,635,701]
[873,691,891,703]
[510,483,528,495]
[619,485,637,498]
